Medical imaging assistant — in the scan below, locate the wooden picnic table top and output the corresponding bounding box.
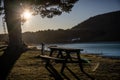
[49,46,83,52]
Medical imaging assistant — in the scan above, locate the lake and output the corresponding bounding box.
[37,42,120,57]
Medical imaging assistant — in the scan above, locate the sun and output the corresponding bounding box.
[21,10,32,20]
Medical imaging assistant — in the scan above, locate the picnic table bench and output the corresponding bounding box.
[39,46,94,80]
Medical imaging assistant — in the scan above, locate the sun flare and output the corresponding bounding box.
[21,10,32,20]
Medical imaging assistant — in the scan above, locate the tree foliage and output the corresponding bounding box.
[0,0,78,18]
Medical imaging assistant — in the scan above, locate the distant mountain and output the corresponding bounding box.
[71,11,120,42]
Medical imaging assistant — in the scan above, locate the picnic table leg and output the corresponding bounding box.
[49,50,54,56]
[60,72,70,80]
[45,61,63,80]
[57,50,64,58]
[66,51,73,61]
[60,60,71,80]
[77,52,95,80]
[66,66,80,80]
[60,53,76,80]
[60,61,66,73]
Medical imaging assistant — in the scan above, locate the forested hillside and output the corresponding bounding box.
[71,11,120,42]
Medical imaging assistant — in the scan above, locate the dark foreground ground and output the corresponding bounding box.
[0,47,120,80]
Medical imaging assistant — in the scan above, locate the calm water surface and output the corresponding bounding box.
[37,42,120,56]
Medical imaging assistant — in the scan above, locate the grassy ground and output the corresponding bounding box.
[0,47,120,80]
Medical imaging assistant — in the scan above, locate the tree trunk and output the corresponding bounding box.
[4,0,26,50]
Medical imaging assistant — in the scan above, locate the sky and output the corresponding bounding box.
[0,0,120,34]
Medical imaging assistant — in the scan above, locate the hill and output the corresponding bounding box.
[71,11,120,42]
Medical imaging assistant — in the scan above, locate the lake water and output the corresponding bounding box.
[37,42,120,57]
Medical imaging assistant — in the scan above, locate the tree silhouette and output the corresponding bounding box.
[0,0,78,50]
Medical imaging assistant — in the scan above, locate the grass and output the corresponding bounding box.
[0,47,120,80]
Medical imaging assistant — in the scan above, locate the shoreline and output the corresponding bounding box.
[29,45,120,60]
[81,53,120,59]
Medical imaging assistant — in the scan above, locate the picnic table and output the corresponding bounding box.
[39,46,94,80]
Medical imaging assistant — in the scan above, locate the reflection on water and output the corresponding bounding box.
[37,42,120,56]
